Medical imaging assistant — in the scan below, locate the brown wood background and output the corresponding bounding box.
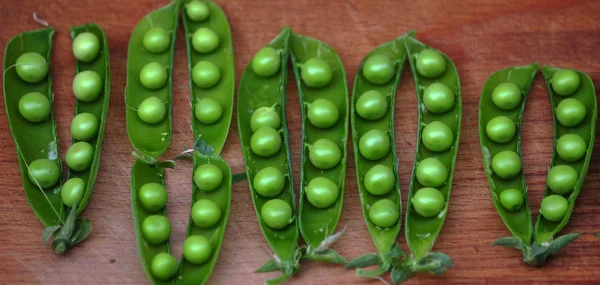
[1,0,600,284]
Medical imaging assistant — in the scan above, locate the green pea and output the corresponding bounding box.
[358,129,390,160]
[551,69,580,96]
[498,188,523,211]
[191,199,222,228]
[192,27,219,54]
[72,32,100,62]
[491,82,521,110]
[253,167,285,198]
[250,126,281,157]
[183,235,212,265]
[423,83,454,114]
[193,164,223,192]
[539,195,569,222]
[66,142,94,172]
[139,182,168,212]
[416,158,448,188]
[141,215,171,245]
[307,98,339,128]
[250,107,281,132]
[309,139,341,170]
[70,113,99,141]
[491,150,522,179]
[556,98,586,127]
[356,90,388,120]
[137,97,166,125]
[368,199,399,228]
[143,27,170,54]
[261,199,293,230]
[18,92,50,123]
[139,62,167,90]
[194,98,222,124]
[185,0,210,22]
[301,58,332,88]
[61,178,86,207]
[73,70,103,102]
[416,49,446,78]
[192,61,220,88]
[306,177,339,209]
[421,121,453,152]
[486,116,516,143]
[28,158,60,188]
[362,54,394,85]
[150,252,178,281]
[252,47,280,77]
[556,134,586,162]
[412,187,445,218]
[364,164,395,196]
[547,165,578,195]
[15,52,48,83]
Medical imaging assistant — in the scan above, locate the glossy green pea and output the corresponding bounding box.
[301,58,332,88]
[72,32,100,62]
[421,121,453,152]
[137,97,166,125]
[70,113,99,141]
[185,0,210,22]
[28,158,60,188]
[547,165,578,195]
[415,49,446,78]
[499,188,524,212]
[139,182,168,212]
[368,199,399,228]
[306,177,339,209]
[192,27,219,54]
[193,164,223,192]
[486,116,516,143]
[309,139,341,169]
[250,107,281,132]
[253,167,285,198]
[551,69,580,96]
[18,92,50,123]
[61,178,86,207]
[362,54,394,85]
[416,157,448,188]
[307,98,339,128]
[412,188,445,218]
[252,47,280,77]
[555,98,586,127]
[73,70,102,102]
[250,126,281,157]
[151,253,178,280]
[356,90,388,120]
[261,199,293,230]
[15,52,48,83]
[423,83,454,114]
[192,61,220,88]
[491,150,521,179]
[66,142,94,172]
[556,134,586,162]
[364,164,395,196]
[139,62,167,90]
[194,97,222,124]
[143,27,170,54]
[539,195,569,222]
[191,199,222,228]
[183,235,212,265]
[142,215,171,245]
[492,82,522,110]
[358,129,390,160]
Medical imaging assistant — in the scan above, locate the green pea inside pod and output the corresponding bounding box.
[421,121,454,152]
[72,32,100,62]
[358,129,390,161]
[423,82,454,114]
[250,107,281,132]
[73,70,103,102]
[362,54,394,85]
[539,195,569,222]
[151,252,178,281]
[191,199,222,229]
[192,60,221,88]
[412,187,445,218]
[556,98,586,127]
[547,165,578,195]
[139,182,168,212]
[139,62,167,90]
[309,139,341,170]
[556,134,586,162]
[306,177,339,209]
[194,164,223,192]
[307,98,339,128]
[491,82,521,110]
[498,188,524,211]
[301,58,332,88]
[137,97,167,125]
[416,157,448,188]
[66,142,94,172]
[253,167,285,198]
[486,116,516,143]
[551,69,580,96]
[61,177,86,207]
[18,92,51,123]
[363,164,395,196]
[185,0,210,22]
[192,27,219,54]
[194,97,223,124]
[15,52,49,83]
[261,199,293,230]
[141,215,171,245]
[356,90,388,121]
[416,49,446,78]
[143,27,170,54]
[183,235,213,265]
[250,126,281,157]
[70,113,99,141]
[27,158,60,188]
[491,150,522,179]
[368,199,399,228]
[252,47,281,77]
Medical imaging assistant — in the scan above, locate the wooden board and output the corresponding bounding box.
[1,0,600,284]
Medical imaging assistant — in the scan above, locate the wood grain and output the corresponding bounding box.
[1,0,600,284]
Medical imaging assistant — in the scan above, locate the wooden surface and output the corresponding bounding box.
[1,0,600,284]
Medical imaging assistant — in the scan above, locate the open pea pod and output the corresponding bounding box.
[68,23,110,213]
[479,64,538,245]
[237,27,301,284]
[345,31,414,277]
[288,32,348,264]
[181,0,234,154]
[125,0,180,158]
[534,67,597,242]
[403,37,461,262]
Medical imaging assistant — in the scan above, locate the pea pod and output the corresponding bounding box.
[182,0,234,153]
[237,27,301,284]
[125,0,180,158]
[67,23,110,213]
[346,31,413,276]
[288,32,348,264]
